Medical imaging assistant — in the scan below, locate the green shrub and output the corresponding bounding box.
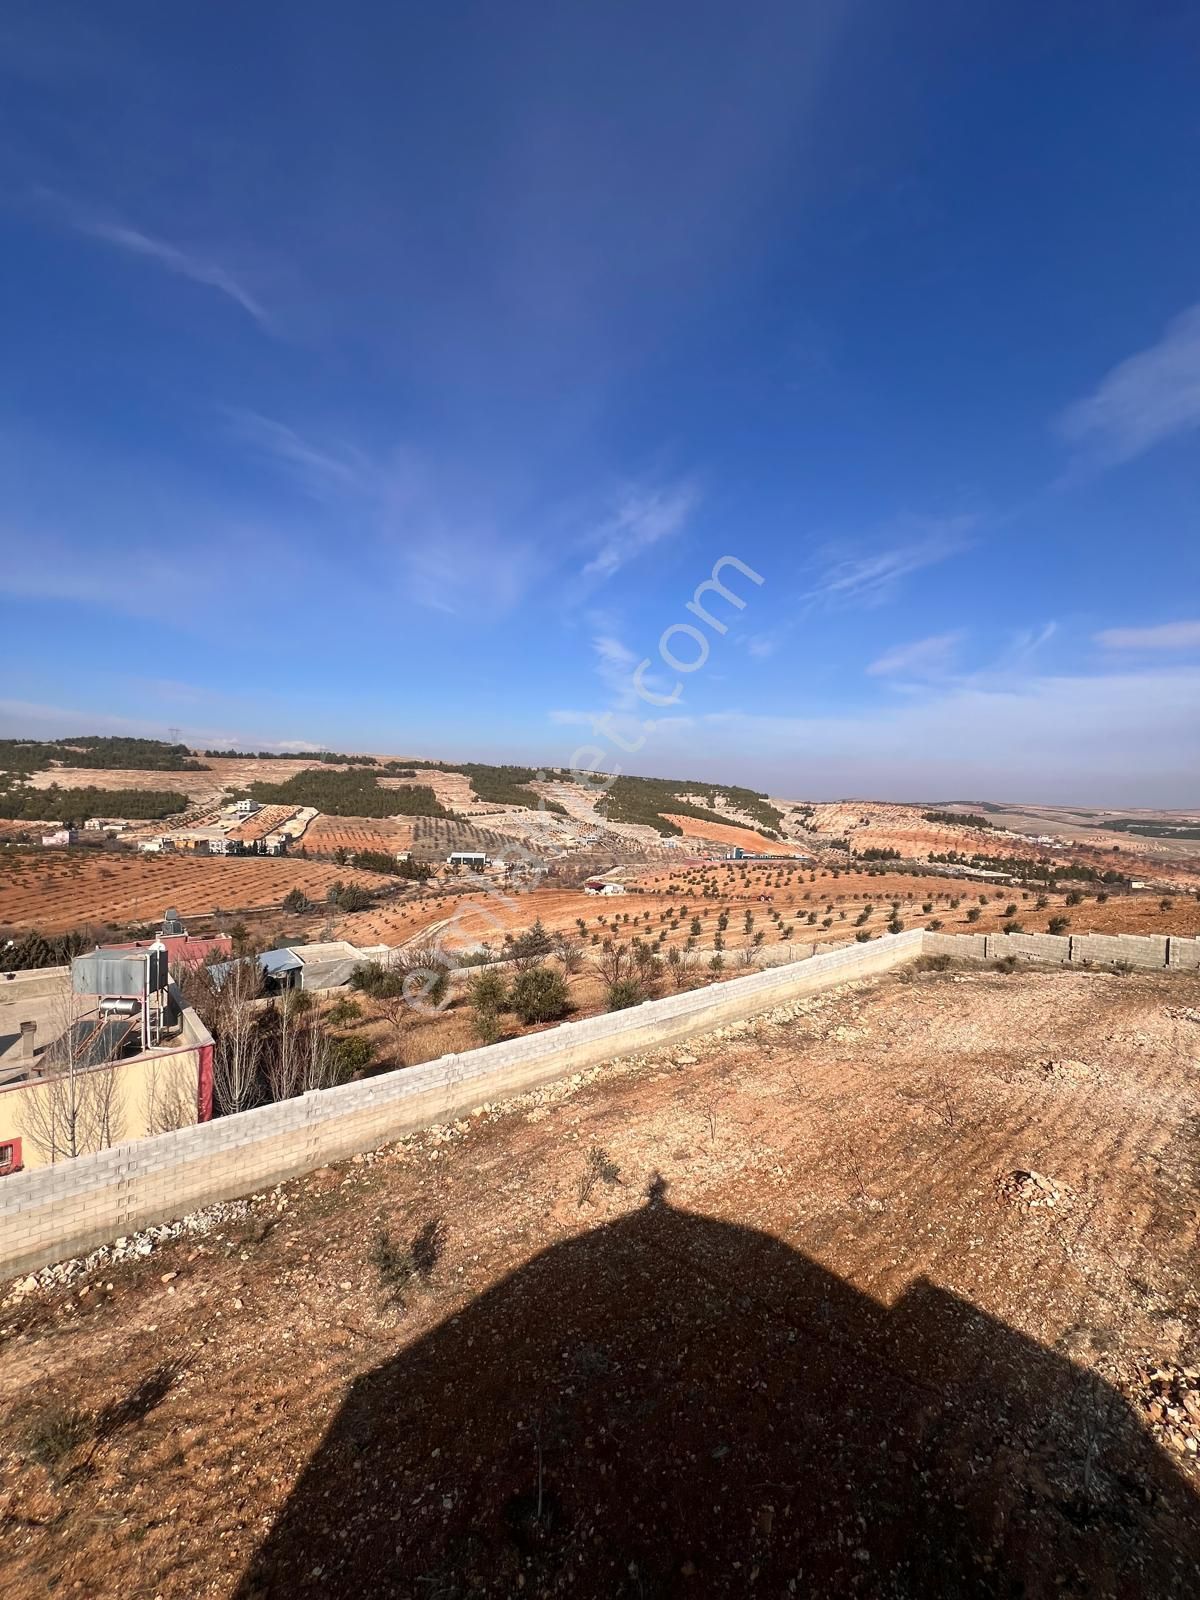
[473,1005,503,1045]
[330,1034,375,1079]
[510,964,570,1024]
[606,977,644,1011]
[468,968,510,1012]
[325,995,363,1026]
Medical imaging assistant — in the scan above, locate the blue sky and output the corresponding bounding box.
[1,3,1197,805]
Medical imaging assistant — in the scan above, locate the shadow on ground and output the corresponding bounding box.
[236,1188,1200,1597]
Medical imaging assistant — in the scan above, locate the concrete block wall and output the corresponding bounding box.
[0,931,924,1277]
[6,926,1196,1278]
[1069,932,1170,969]
[925,928,1199,971]
[985,931,1071,963]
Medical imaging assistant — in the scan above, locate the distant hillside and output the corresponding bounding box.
[598,775,783,837]
[0,736,207,778]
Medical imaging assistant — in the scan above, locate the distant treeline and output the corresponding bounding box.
[205,749,377,765]
[1099,818,1200,840]
[348,848,434,879]
[206,748,294,760]
[0,925,109,971]
[0,736,206,777]
[597,775,782,837]
[0,784,190,822]
[240,768,448,819]
[922,810,994,830]
[928,849,1128,886]
[381,759,567,814]
[855,846,901,861]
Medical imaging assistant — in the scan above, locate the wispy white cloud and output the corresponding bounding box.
[867,630,963,678]
[1057,303,1200,466]
[229,412,545,616]
[226,410,368,497]
[591,635,640,706]
[581,482,698,581]
[804,516,973,610]
[1095,619,1200,651]
[991,621,1057,676]
[73,214,272,328]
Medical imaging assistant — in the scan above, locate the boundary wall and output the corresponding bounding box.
[922,929,1200,970]
[5,926,1199,1277]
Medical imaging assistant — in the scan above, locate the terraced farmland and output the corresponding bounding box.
[0,852,396,934]
[303,815,417,856]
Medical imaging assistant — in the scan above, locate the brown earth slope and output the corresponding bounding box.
[2,964,1199,1596]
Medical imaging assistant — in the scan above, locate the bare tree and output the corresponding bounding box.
[371,987,409,1058]
[263,991,312,1102]
[177,956,265,1116]
[595,939,633,988]
[261,992,352,1099]
[551,930,585,975]
[391,941,453,1013]
[23,992,126,1163]
[142,1059,196,1135]
[299,1011,343,1092]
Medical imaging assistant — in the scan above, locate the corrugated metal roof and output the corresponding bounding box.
[260,947,304,974]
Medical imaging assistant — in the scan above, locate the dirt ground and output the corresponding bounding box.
[302,815,416,856]
[0,853,397,935]
[778,801,1200,886]
[226,806,301,844]
[2,964,1199,1596]
[4,838,1198,954]
[339,859,1200,960]
[659,813,805,854]
[22,757,321,808]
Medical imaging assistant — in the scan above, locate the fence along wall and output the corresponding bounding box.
[5,925,1200,1278]
[0,931,923,1277]
[921,929,1200,970]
